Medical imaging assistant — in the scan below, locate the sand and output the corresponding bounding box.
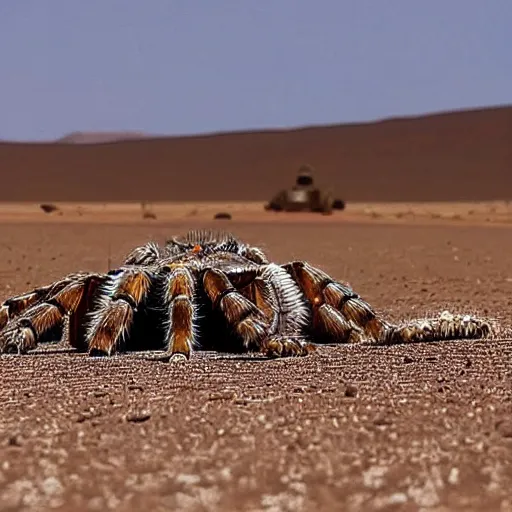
[0,213,511,511]
[0,200,511,227]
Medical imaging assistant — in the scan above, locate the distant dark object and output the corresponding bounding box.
[142,210,157,220]
[140,202,157,220]
[296,166,314,186]
[332,199,346,210]
[214,212,232,220]
[40,203,59,214]
[265,164,346,214]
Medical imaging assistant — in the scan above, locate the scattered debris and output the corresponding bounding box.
[125,411,151,423]
[140,202,157,220]
[344,383,358,398]
[127,384,144,392]
[332,198,346,210]
[40,203,59,214]
[7,434,23,447]
[213,212,232,220]
[142,210,157,220]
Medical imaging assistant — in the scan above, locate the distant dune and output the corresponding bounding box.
[0,105,510,202]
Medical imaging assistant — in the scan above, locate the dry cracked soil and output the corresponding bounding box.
[0,220,512,512]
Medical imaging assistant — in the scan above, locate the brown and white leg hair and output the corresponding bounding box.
[124,242,163,266]
[378,310,495,345]
[0,272,92,330]
[86,268,152,356]
[283,261,495,345]
[203,268,269,351]
[283,261,387,344]
[254,264,315,357]
[204,264,314,357]
[146,263,197,361]
[0,273,107,354]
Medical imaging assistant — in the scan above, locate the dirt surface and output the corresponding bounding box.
[0,105,511,203]
[1,200,512,228]
[0,218,512,511]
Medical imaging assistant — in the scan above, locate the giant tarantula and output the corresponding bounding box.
[0,230,496,361]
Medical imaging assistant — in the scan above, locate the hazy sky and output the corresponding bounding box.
[1,1,511,141]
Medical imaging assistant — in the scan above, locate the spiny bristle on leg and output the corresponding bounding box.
[87,268,152,356]
[124,242,163,266]
[261,335,316,358]
[146,264,197,361]
[283,261,387,343]
[0,273,106,354]
[377,310,497,345]
[0,323,36,354]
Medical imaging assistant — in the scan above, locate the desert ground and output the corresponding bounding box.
[0,205,511,512]
[1,106,512,511]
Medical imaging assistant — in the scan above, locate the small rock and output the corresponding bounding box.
[74,413,86,423]
[40,203,59,214]
[126,411,151,423]
[127,384,144,392]
[344,384,358,398]
[448,467,459,485]
[214,212,232,220]
[495,419,512,438]
[7,434,22,447]
[142,210,157,220]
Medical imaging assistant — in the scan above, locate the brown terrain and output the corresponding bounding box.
[0,106,512,512]
[0,105,511,203]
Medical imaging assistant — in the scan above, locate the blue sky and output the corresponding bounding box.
[1,1,511,141]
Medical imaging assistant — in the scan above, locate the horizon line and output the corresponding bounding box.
[1,101,510,145]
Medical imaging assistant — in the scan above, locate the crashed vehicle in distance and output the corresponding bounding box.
[264,165,346,214]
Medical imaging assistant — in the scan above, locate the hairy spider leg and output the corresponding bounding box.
[378,311,494,345]
[282,261,389,343]
[288,262,495,344]
[146,263,198,361]
[0,281,69,330]
[124,242,163,266]
[202,268,272,352]
[284,261,495,345]
[0,273,107,354]
[240,263,316,357]
[238,245,270,265]
[86,267,152,356]
[204,265,315,357]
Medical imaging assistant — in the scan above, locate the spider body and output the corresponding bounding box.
[0,230,495,361]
